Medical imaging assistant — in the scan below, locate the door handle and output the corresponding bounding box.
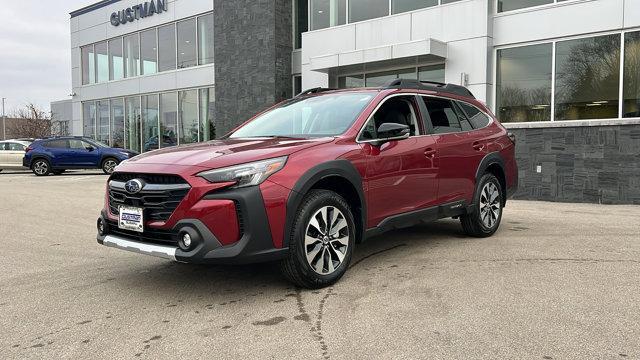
[424,148,436,158]
[472,141,484,151]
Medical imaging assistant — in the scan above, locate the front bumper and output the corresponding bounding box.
[97,186,289,264]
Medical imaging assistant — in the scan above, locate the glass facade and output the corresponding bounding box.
[623,31,640,118]
[80,13,213,85]
[310,0,459,30]
[496,32,636,122]
[108,38,124,81]
[82,87,215,152]
[337,64,445,88]
[140,29,158,76]
[294,0,308,49]
[177,19,197,69]
[198,13,215,65]
[555,34,620,120]
[496,44,552,122]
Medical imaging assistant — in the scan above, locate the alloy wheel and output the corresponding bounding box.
[479,182,501,228]
[103,160,117,174]
[304,206,350,275]
[34,161,48,175]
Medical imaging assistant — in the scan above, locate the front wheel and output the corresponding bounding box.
[101,158,118,174]
[32,159,51,176]
[460,173,503,237]
[279,190,356,289]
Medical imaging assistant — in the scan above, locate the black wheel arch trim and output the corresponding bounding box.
[283,159,367,248]
[475,152,508,206]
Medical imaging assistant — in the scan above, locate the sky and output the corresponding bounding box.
[0,0,94,115]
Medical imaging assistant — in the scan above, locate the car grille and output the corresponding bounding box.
[106,220,177,246]
[108,173,190,222]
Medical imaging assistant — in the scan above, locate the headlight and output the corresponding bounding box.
[197,156,288,188]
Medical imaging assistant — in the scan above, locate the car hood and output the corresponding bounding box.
[124,137,334,169]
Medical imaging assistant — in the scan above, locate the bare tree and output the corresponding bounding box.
[8,103,52,139]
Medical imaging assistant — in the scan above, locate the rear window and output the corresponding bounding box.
[457,102,491,129]
[7,143,26,151]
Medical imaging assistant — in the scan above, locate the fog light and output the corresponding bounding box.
[97,218,106,236]
[182,233,192,248]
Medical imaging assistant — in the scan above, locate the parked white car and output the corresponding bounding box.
[0,140,31,172]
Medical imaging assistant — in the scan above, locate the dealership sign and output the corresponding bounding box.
[110,0,168,26]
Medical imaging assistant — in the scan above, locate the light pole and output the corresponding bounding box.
[1,97,5,140]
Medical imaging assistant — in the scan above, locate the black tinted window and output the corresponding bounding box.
[44,140,68,148]
[422,97,462,134]
[458,102,491,129]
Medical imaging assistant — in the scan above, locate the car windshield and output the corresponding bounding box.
[228,92,375,139]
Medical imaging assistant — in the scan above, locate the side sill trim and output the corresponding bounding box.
[102,235,177,261]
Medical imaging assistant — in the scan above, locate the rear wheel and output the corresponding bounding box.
[280,190,355,289]
[101,158,118,174]
[460,173,503,237]
[32,159,51,176]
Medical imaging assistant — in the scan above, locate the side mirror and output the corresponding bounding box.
[375,123,410,144]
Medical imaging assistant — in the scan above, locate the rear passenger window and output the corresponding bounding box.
[8,143,25,151]
[44,140,68,148]
[421,97,462,134]
[458,102,491,129]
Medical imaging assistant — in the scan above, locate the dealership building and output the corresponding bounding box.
[67,0,640,204]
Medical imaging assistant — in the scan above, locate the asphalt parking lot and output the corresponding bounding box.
[0,170,639,359]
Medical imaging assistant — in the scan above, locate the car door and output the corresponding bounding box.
[421,96,487,205]
[360,94,439,228]
[67,139,101,166]
[6,142,27,168]
[0,143,8,167]
[42,140,70,167]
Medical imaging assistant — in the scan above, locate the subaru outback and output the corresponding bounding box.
[96,79,518,288]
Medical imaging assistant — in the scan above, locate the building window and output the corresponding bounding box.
[198,13,214,65]
[497,0,553,13]
[349,0,389,23]
[555,34,620,121]
[496,44,552,122]
[392,0,437,15]
[310,0,346,30]
[97,100,110,144]
[294,0,308,49]
[81,45,95,85]
[418,64,445,83]
[158,23,176,72]
[110,98,125,148]
[199,88,216,141]
[177,19,197,69]
[179,90,199,144]
[124,34,140,78]
[140,29,158,76]
[293,75,303,95]
[624,31,640,118]
[109,38,124,81]
[142,95,160,152]
[95,41,109,83]
[82,102,96,137]
[125,96,141,152]
[160,92,178,148]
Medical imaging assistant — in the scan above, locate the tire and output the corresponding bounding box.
[32,159,51,176]
[279,189,356,289]
[52,170,66,175]
[460,173,503,238]
[101,158,119,175]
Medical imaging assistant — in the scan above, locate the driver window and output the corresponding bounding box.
[68,139,86,149]
[359,96,420,141]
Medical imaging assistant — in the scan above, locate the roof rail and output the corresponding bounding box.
[384,78,475,99]
[295,87,335,97]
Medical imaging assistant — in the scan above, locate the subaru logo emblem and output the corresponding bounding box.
[124,179,144,194]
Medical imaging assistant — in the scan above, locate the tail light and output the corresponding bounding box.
[25,146,33,153]
[507,132,516,145]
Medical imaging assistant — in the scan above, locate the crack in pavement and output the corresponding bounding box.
[349,244,407,269]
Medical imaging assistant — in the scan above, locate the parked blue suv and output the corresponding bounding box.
[23,137,138,176]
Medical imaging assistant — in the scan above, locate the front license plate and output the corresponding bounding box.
[119,206,144,233]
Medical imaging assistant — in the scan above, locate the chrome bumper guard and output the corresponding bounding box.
[102,235,177,261]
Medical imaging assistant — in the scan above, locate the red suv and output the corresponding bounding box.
[96,79,517,288]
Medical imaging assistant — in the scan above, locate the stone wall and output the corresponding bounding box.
[509,124,640,205]
[213,0,292,136]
